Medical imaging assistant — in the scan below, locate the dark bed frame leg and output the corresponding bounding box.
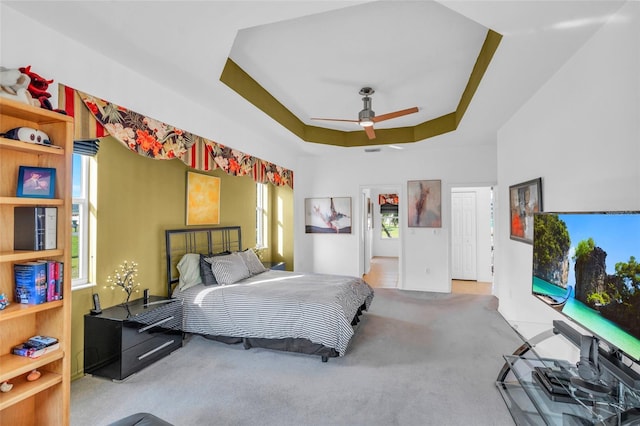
[321,356,328,362]
[243,338,251,350]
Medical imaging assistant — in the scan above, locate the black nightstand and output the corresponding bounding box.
[84,296,183,381]
[262,261,286,271]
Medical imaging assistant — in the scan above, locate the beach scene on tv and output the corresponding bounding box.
[532,212,640,360]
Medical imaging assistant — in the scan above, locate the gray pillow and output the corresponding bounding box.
[238,249,267,275]
[210,252,251,285]
[200,251,230,286]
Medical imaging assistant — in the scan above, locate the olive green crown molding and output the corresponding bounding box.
[221,29,501,148]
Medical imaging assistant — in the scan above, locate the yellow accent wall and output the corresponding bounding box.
[70,137,293,379]
[271,183,294,267]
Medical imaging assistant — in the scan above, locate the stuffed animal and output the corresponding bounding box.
[0,292,8,310]
[19,66,59,111]
[0,67,38,106]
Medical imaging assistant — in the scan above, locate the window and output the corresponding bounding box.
[71,139,99,289]
[380,203,399,239]
[72,154,89,286]
[256,183,268,248]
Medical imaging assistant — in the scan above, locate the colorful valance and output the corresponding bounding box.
[60,85,106,140]
[59,85,293,188]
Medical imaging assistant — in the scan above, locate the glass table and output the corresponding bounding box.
[496,323,640,425]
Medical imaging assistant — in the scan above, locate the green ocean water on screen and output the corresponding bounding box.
[533,276,640,360]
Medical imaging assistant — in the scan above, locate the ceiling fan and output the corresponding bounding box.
[311,87,419,140]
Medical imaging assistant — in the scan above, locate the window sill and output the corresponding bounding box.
[72,281,97,291]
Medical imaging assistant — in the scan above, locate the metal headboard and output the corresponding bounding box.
[165,226,242,296]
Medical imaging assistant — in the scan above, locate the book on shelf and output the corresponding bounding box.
[14,260,63,304]
[45,260,56,302]
[14,206,57,250]
[27,335,58,346]
[12,335,60,358]
[56,261,64,300]
[14,261,48,304]
[43,207,57,249]
[38,259,63,301]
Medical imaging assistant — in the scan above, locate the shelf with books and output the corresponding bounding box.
[0,249,64,263]
[0,196,64,206]
[0,300,63,322]
[0,97,72,424]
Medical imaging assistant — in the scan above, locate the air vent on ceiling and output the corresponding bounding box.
[364,148,381,153]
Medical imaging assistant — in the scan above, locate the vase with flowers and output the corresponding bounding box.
[105,260,140,305]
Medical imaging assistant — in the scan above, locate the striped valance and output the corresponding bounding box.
[59,85,293,188]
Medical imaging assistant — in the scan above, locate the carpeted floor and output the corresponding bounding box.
[71,289,521,426]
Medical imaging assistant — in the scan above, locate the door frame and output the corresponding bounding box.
[449,184,495,289]
[359,184,402,288]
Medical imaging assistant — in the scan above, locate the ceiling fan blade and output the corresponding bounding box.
[364,125,376,140]
[311,117,360,123]
[372,107,419,123]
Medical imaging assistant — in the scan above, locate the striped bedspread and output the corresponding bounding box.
[173,270,374,356]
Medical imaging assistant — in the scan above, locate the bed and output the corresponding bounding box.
[165,227,374,361]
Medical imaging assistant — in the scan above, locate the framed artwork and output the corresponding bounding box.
[509,177,542,244]
[407,180,441,228]
[17,166,56,198]
[186,171,221,225]
[304,197,351,234]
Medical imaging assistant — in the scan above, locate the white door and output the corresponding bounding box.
[451,191,477,280]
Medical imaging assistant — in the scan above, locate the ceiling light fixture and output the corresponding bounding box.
[311,87,418,140]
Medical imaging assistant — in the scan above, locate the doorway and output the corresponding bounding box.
[360,185,400,288]
[450,186,494,294]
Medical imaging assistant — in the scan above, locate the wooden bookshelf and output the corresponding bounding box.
[0,98,72,425]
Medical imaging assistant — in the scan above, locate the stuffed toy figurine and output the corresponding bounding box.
[0,292,8,310]
[19,66,66,113]
[0,66,39,106]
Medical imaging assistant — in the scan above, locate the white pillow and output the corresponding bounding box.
[238,249,267,275]
[176,253,203,291]
[210,252,251,285]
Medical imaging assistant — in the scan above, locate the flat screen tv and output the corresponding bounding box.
[532,211,640,361]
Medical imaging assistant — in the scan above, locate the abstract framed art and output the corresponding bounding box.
[509,177,542,244]
[304,197,351,234]
[186,171,221,225]
[407,180,441,228]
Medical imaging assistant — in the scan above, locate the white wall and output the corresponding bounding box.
[294,143,498,292]
[0,5,299,172]
[495,2,640,337]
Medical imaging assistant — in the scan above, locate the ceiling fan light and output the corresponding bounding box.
[359,120,374,127]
